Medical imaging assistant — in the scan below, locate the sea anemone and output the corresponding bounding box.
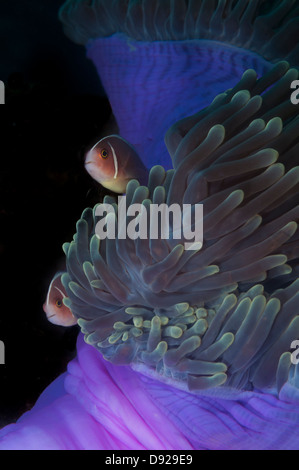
[0,0,298,451]
[61,63,299,395]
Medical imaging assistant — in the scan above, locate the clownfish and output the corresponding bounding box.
[43,272,77,327]
[84,135,148,193]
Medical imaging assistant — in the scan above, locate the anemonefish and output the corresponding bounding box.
[84,135,148,193]
[43,272,77,327]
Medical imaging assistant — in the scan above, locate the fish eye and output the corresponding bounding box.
[56,299,62,308]
[100,148,109,159]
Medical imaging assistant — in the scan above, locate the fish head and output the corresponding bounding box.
[85,135,148,192]
[43,272,77,327]
[84,136,119,187]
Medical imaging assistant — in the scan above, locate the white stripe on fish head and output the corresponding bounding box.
[54,286,66,298]
[107,141,118,180]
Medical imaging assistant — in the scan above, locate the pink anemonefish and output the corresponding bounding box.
[43,272,77,327]
[84,135,148,193]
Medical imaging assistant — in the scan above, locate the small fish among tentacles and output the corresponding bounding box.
[85,135,148,193]
[43,272,77,327]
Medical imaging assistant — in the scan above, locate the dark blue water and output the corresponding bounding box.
[0,0,111,426]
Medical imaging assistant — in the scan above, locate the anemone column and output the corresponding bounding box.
[86,35,271,169]
[59,0,299,169]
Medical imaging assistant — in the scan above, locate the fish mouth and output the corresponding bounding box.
[43,302,56,319]
[85,160,111,182]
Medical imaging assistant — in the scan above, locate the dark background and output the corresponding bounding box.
[0,0,113,426]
